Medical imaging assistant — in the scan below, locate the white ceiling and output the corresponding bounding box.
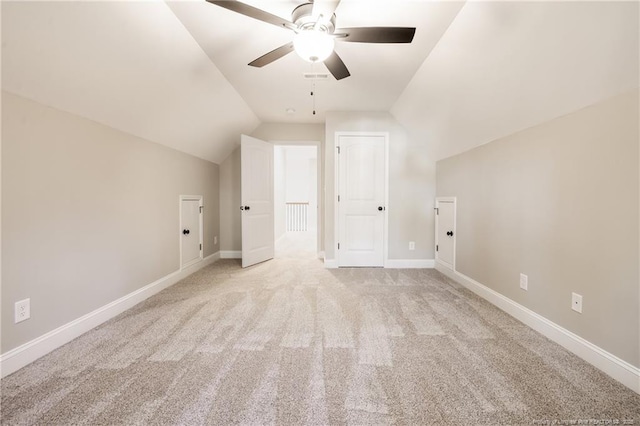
[392,1,640,161]
[168,0,464,124]
[1,0,260,164]
[2,1,638,165]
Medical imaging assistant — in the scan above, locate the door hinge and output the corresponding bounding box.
[338,195,340,202]
[199,206,203,213]
[434,207,439,215]
[200,244,202,250]
[337,146,340,154]
[436,245,438,252]
[338,243,340,250]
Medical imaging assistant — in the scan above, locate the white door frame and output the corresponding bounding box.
[273,140,323,258]
[179,195,203,270]
[334,131,389,267]
[435,196,456,271]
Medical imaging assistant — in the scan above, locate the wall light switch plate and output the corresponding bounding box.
[409,241,415,250]
[519,273,528,291]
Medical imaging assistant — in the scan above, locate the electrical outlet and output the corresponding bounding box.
[15,298,30,323]
[572,293,583,313]
[519,273,528,291]
[214,236,218,245]
[409,241,415,250]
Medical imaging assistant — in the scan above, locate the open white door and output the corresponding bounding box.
[241,134,274,268]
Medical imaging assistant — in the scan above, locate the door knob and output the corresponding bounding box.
[183,229,190,235]
[446,231,453,237]
[378,206,384,211]
[240,206,250,210]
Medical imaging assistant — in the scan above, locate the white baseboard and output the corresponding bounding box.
[0,253,219,378]
[385,259,435,268]
[323,258,338,269]
[324,258,434,269]
[220,250,241,259]
[435,265,640,394]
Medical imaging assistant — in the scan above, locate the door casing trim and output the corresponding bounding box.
[334,131,389,268]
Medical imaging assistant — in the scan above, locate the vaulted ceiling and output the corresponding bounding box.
[167,0,464,124]
[2,1,638,164]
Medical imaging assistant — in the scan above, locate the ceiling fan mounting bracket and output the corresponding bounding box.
[291,3,335,34]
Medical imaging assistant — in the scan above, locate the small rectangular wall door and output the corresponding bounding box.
[180,196,203,269]
[337,134,387,267]
[241,134,275,268]
[435,197,456,270]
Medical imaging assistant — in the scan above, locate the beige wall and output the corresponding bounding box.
[251,123,324,145]
[219,123,325,252]
[219,147,242,252]
[436,89,639,367]
[2,92,220,353]
[274,146,286,240]
[324,111,435,261]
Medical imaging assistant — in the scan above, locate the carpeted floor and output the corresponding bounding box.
[2,233,639,425]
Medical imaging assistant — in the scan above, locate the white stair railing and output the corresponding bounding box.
[285,202,309,231]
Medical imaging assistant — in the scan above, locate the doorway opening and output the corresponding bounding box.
[274,144,318,259]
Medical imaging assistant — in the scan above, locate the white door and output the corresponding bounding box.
[180,196,203,269]
[337,134,386,267]
[241,134,274,268]
[435,197,456,270]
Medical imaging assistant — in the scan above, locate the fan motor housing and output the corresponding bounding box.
[292,2,336,33]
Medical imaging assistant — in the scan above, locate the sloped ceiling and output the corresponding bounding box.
[167,0,464,123]
[1,0,465,163]
[391,1,640,161]
[3,1,638,165]
[1,0,260,164]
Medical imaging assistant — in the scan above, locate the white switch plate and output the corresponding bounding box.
[15,298,30,323]
[214,236,218,245]
[409,241,415,250]
[572,293,583,313]
[519,273,528,291]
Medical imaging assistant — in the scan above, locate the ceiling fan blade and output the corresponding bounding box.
[311,0,341,21]
[335,27,416,43]
[248,42,295,67]
[324,51,350,80]
[207,0,295,30]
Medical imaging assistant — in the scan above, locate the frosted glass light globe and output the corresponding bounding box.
[293,30,335,63]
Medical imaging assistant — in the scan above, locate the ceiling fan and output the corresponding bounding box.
[206,0,416,80]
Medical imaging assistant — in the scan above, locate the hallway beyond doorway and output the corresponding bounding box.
[275,231,316,259]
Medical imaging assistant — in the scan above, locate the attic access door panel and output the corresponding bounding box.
[180,195,203,269]
[435,197,456,270]
[241,134,275,268]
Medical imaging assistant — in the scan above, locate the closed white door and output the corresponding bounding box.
[337,134,386,267]
[180,196,203,269]
[435,197,456,270]
[241,134,274,268]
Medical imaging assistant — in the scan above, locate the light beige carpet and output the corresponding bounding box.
[2,236,639,425]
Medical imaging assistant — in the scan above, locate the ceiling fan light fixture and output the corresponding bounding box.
[293,30,334,63]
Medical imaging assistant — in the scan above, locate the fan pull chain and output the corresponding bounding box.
[312,80,316,115]
[310,63,316,115]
